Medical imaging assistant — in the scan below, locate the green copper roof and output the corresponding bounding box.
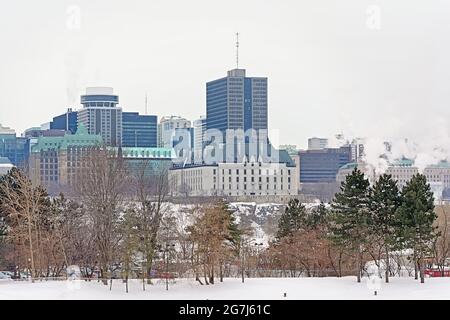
[428,160,450,168]
[340,162,358,170]
[112,147,176,159]
[31,124,103,153]
[389,158,414,167]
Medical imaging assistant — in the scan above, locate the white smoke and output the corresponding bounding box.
[331,116,450,174]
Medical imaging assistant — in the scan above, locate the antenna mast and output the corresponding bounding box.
[145,93,148,115]
[236,32,240,69]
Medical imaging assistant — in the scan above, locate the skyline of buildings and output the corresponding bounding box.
[2,66,450,202]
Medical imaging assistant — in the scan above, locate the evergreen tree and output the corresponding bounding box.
[219,199,241,246]
[396,173,437,283]
[369,174,401,283]
[329,168,371,283]
[308,202,329,229]
[276,199,308,240]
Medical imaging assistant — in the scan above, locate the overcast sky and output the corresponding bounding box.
[1,0,450,151]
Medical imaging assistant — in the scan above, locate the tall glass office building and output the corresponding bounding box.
[299,146,353,183]
[0,124,29,168]
[122,112,157,148]
[50,108,78,134]
[206,69,268,133]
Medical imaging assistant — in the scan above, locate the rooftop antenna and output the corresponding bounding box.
[145,93,148,115]
[236,32,240,69]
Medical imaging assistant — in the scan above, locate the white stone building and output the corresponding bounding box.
[169,160,298,197]
[157,115,192,149]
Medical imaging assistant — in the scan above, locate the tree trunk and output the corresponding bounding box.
[419,258,425,284]
[356,247,362,283]
[414,259,419,280]
[385,247,390,283]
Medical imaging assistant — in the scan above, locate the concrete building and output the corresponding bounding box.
[28,124,103,190]
[169,151,297,197]
[193,116,207,164]
[385,158,418,189]
[308,138,328,150]
[77,87,122,147]
[157,115,192,149]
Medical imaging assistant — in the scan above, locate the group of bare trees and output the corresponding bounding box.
[3,158,450,288]
[0,148,170,287]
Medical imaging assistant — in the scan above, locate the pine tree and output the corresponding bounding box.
[369,174,401,283]
[396,173,437,283]
[330,168,371,283]
[308,202,329,229]
[276,199,308,240]
[120,206,139,293]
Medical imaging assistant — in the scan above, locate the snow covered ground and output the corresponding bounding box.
[0,277,449,300]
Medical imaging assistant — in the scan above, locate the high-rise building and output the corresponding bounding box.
[77,87,122,147]
[122,112,157,148]
[50,108,78,134]
[299,146,352,183]
[0,124,29,168]
[308,138,328,150]
[206,69,268,134]
[157,116,192,149]
[193,116,207,164]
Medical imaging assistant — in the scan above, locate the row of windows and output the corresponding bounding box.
[216,183,291,191]
[216,176,291,183]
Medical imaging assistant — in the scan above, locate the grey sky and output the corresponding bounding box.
[1,0,450,152]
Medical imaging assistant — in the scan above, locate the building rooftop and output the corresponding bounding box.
[389,158,415,167]
[118,147,175,159]
[339,162,358,170]
[427,160,450,169]
[31,124,103,153]
[0,157,13,165]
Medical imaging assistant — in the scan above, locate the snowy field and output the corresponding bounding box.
[0,277,450,300]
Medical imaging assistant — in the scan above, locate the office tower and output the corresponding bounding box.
[206,69,268,133]
[122,112,157,148]
[193,116,206,164]
[299,146,352,183]
[0,124,29,168]
[308,138,328,150]
[50,108,78,134]
[157,115,192,149]
[77,87,122,147]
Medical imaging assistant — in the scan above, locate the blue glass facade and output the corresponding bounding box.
[299,146,352,183]
[244,78,253,132]
[122,112,157,148]
[50,111,78,134]
[0,134,29,168]
[206,78,228,132]
[206,69,268,133]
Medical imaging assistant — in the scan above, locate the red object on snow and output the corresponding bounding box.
[424,269,450,277]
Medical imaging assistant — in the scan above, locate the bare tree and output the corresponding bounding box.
[76,148,128,283]
[132,159,170,284]
[0,168,48,281]
[433,204,450,276]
